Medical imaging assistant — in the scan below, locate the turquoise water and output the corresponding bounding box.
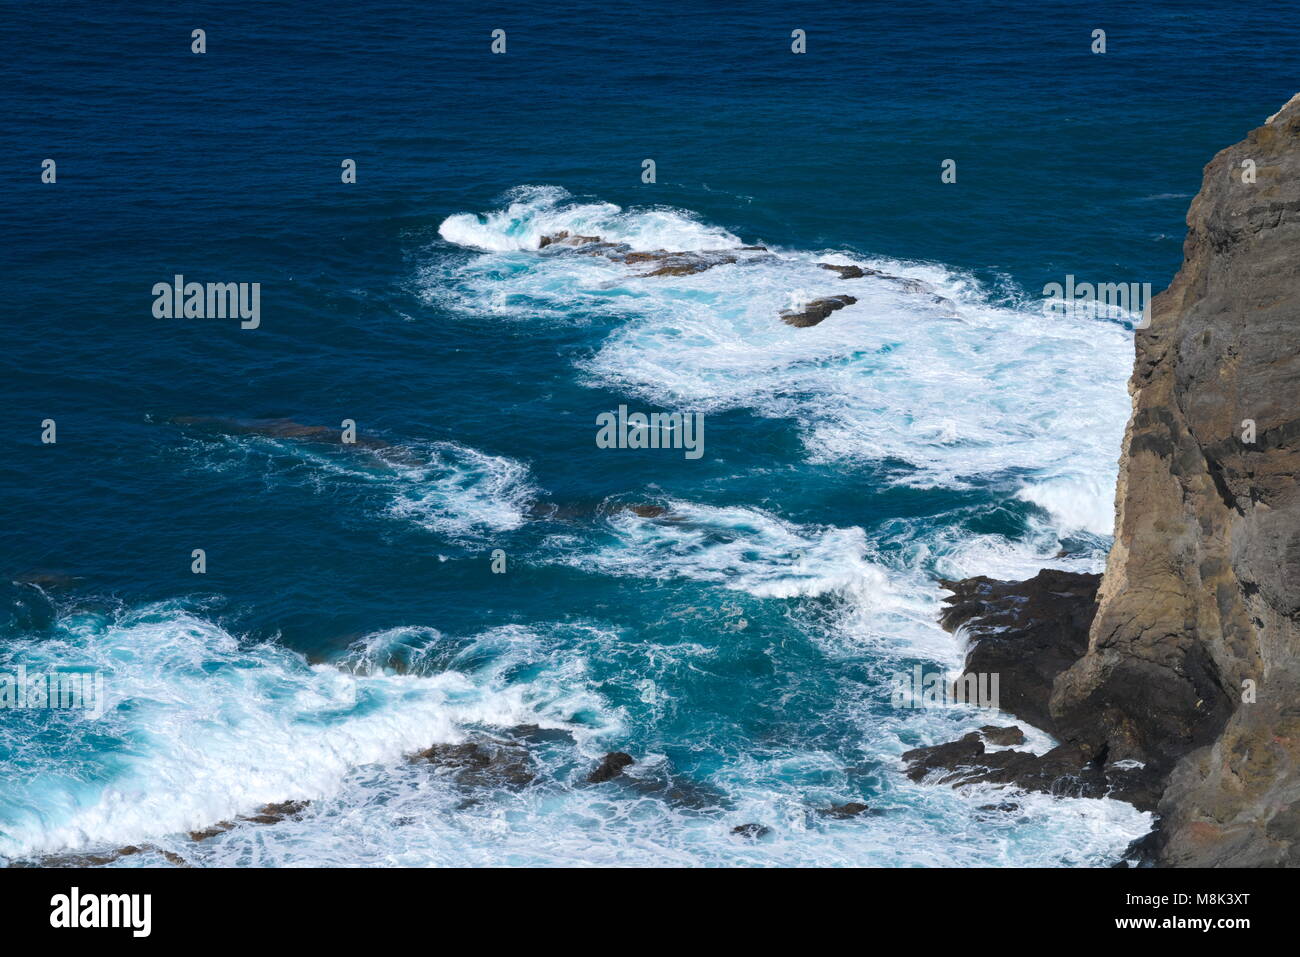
[2,0,1295,865]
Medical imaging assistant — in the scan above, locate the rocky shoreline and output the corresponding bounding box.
[902,571,1164,816]
[18,732,886,866]
[905,93,1300,867]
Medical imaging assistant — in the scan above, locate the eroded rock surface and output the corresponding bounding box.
[23,799,313,867]
[902,733,1163,811]
[1050,94,1300,866]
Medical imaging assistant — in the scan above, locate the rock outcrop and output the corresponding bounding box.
[586,751,635,784]
[938,569,1101,734]
[535,232,767,280]
[903,573,1165,811]
[1052,92,1300,866]
[24,799,313,867]
[903,731,1164,811]
[409,737,537,789]
[906,94,1300,865]
[980,725,1026,747]
[780,295,858,328]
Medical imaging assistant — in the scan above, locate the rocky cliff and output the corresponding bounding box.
[1055,92,1300,866]
[907,93,1300,866]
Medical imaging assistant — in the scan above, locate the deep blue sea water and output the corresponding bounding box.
[1,1,1296,865]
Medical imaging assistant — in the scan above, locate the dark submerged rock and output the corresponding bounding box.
[583,753,729,811]
[410,738,536,789]
[506,723,575,745]
[28,798,314,867]
[627,504,668,518]
[12,571,80,589]
[169,415,397,454]
[586,751,635,783]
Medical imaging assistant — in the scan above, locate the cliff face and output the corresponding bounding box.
[1051,93,1300,866]
[905,95,1300,866]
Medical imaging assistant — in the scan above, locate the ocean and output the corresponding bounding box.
[1,0,1295,866]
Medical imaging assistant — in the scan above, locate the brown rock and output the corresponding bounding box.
[780,296,858,328]
[628,504,668,518]
[538,231,602,248]
[819,263,869,279]
[243,800,311,825]
[979,725,1027,747]
[410,738,536,789]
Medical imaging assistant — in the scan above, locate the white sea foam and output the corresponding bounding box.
[1016,472,1116,536]
[438,184,741,254]
[0,598,1151,867]
[0,606,611,859]
[382,442,536,539]
[569,500,881,599]
[434,186,1132,510]
[544,499,955,662]
[184,433,536,543]
[0,189,1150,866]
[139,668,1150,867]
[156,753,1150,868]
[404,186,1144,864]
[436,183,1127,665]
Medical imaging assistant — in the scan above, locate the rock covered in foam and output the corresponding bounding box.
[534,231,950,324]
[780,295,859,327]
[409,737,537,789]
